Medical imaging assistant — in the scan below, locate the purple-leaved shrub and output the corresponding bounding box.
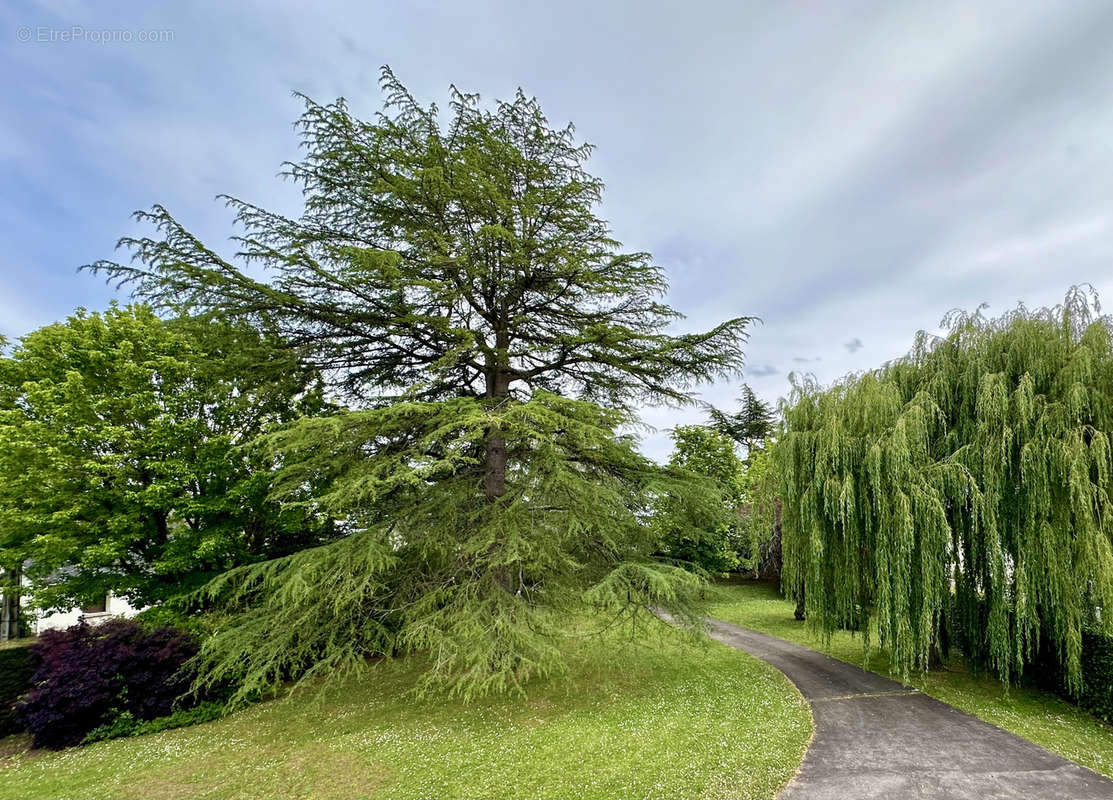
[19,618,197,749]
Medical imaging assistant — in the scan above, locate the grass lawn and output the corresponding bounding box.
[0,622,811,800]
[709,579,1113,778]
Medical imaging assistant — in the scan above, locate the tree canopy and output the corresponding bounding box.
[0,304,334,612]
[710,384,775,455]
[775,287,1113,687]
[88,68,752,698]
[652,425,745,574]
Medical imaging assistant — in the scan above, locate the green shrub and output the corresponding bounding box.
[0,642,36,736]
[82,702,226,745]
[133,604,210,638]
[1031,628,1113,725]
[1076,631,1113,724]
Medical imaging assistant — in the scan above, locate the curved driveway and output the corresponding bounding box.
[706,617,1113,800]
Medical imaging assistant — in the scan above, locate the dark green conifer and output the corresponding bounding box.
[89,68,752,698]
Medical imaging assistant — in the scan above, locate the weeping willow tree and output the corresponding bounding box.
[777,287,1113,689]
[88,68,751,700]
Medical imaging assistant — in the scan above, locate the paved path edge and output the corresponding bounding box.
[702,616,1113,800]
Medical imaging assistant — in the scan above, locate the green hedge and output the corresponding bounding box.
[1076,631,1113,724]
[0,642,36,736]
[947,597,1113,725]
[1028,629,1113,725]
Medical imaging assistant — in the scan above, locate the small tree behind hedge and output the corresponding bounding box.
[19,619,197,749]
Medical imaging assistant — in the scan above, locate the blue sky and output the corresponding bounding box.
[3,0,1113,459]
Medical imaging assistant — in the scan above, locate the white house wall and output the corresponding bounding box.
[1,574,147,638]
[24,587,143,635]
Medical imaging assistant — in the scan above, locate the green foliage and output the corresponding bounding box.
[652,425,745,574]
[736,446,783,578]
[705,386,781,576]
[192,529,398,704]
[0,642,34,736]
[193,393,717,704]
[81,701,226,745]
[0,304,335,610]
[1078,632,1113,724]
[1034,629,1113,726]
[133,605,212,639]
[88,68,751,413]
[710,384,776,454]
[85,68,751,696]
[775,286,1113,688]
[651,425,780,576]
[669,425,746,498]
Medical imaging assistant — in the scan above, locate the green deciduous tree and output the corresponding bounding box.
[735,445,784,581]
[652,425,745,574]
[703,385,781,577]
[88,68,752,698]
[776,287,1113,687]
[0,304,334,612]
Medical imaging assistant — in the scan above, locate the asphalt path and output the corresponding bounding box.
[706,617,1113,799]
